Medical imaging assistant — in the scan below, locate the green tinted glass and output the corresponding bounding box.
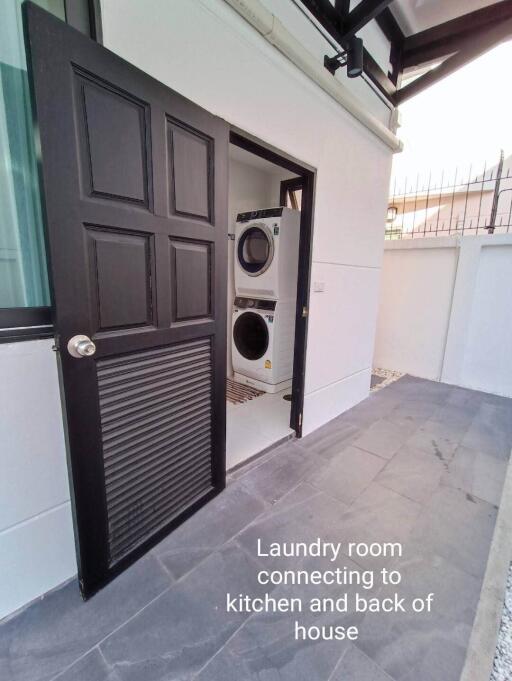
[0,1,65,308]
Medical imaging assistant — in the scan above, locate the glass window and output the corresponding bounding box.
[1,1,95,317]
[237,226,274,275]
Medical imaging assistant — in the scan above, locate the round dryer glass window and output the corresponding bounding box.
[233,312,269,360]
[237,225,274,275]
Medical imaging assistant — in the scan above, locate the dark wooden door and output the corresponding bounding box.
[25,3,228,596]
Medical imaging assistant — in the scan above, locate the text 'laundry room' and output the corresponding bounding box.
[226,142,305,469]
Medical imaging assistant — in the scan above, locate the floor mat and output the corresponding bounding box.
[227,378,264,405]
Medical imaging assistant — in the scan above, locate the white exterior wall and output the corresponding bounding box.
[100,0,393,434]
[0,340,76,620]
[256,0,392,125]
[0,0,395,619]
[374,234,512,397]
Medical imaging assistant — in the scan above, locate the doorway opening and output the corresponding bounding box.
[227,133,315,470]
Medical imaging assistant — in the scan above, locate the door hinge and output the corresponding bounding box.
[302,306,308,318]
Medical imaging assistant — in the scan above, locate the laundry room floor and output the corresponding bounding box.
[226,387,294,470]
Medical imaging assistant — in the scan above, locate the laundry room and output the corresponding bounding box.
[226,140,306,470]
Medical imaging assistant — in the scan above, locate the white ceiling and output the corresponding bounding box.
[391,0,503,35]
[229,144,297,179]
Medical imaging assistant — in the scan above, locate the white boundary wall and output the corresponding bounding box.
[374,234,512,397]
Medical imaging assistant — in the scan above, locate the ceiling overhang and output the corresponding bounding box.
[299,0,512,105]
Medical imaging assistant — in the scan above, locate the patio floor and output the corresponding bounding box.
[2,376,512,681]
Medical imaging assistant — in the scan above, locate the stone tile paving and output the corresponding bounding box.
[1,376,511,681]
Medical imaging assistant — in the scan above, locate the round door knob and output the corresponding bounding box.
[67,334,96,358]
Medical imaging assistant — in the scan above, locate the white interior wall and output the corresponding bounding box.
[0,340,76,620]
[374,234,512,397]
[100,0,394,435]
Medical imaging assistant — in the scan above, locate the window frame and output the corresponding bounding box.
[0,0,101,342]
[64,0,103,43]
[279,177,304,210]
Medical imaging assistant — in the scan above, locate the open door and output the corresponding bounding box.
[25,3,228,596]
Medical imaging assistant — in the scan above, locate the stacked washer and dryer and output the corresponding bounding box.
[232,207,301,393]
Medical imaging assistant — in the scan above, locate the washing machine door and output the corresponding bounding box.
[237,223,274,276]
[233,311,269,360]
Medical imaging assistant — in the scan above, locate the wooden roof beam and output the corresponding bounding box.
[396,15,512,104]
[340,0,394,42]
[402,0,512,68]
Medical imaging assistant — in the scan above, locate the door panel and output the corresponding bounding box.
[85,227,156,332]
[169,239,212,322]
[168,121,213,221]
[77,72,151,206]
[25,2,228,596]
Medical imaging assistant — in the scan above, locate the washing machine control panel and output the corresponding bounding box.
[236,207,284,223]
[234,297,276,311]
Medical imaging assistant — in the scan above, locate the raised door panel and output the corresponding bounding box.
[75,70,152,207]
[170,239,212,323]
[168,120,213,222]
[86,227,154,333]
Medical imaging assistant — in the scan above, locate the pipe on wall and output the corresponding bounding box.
[223,0,403,153]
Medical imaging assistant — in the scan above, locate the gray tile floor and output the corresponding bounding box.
[2,376,512,681]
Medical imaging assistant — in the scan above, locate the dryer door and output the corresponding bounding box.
[237,223,274,276]
[233,311,269,360]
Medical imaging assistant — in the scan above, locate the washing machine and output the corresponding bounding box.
[235,207,300,300]
[232,296,296,393]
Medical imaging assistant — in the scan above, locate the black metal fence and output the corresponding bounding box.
[386,152,512,239]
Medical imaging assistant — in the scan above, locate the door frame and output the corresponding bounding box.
[229,130,316,437]
[279,176,304,210]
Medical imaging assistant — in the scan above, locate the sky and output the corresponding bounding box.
[391,39,512,192]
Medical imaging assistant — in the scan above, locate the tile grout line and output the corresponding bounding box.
[61,477,323,681]
[48,583,173,681]
[189,540,284,679]
[228,438,297,481]
[0,499,72,536]
[326,645,351,681]
[230,482,323,540]
[329,643,397,681]
[460,444,512,681]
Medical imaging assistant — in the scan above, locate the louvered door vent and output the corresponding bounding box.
[96,338,213,564]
